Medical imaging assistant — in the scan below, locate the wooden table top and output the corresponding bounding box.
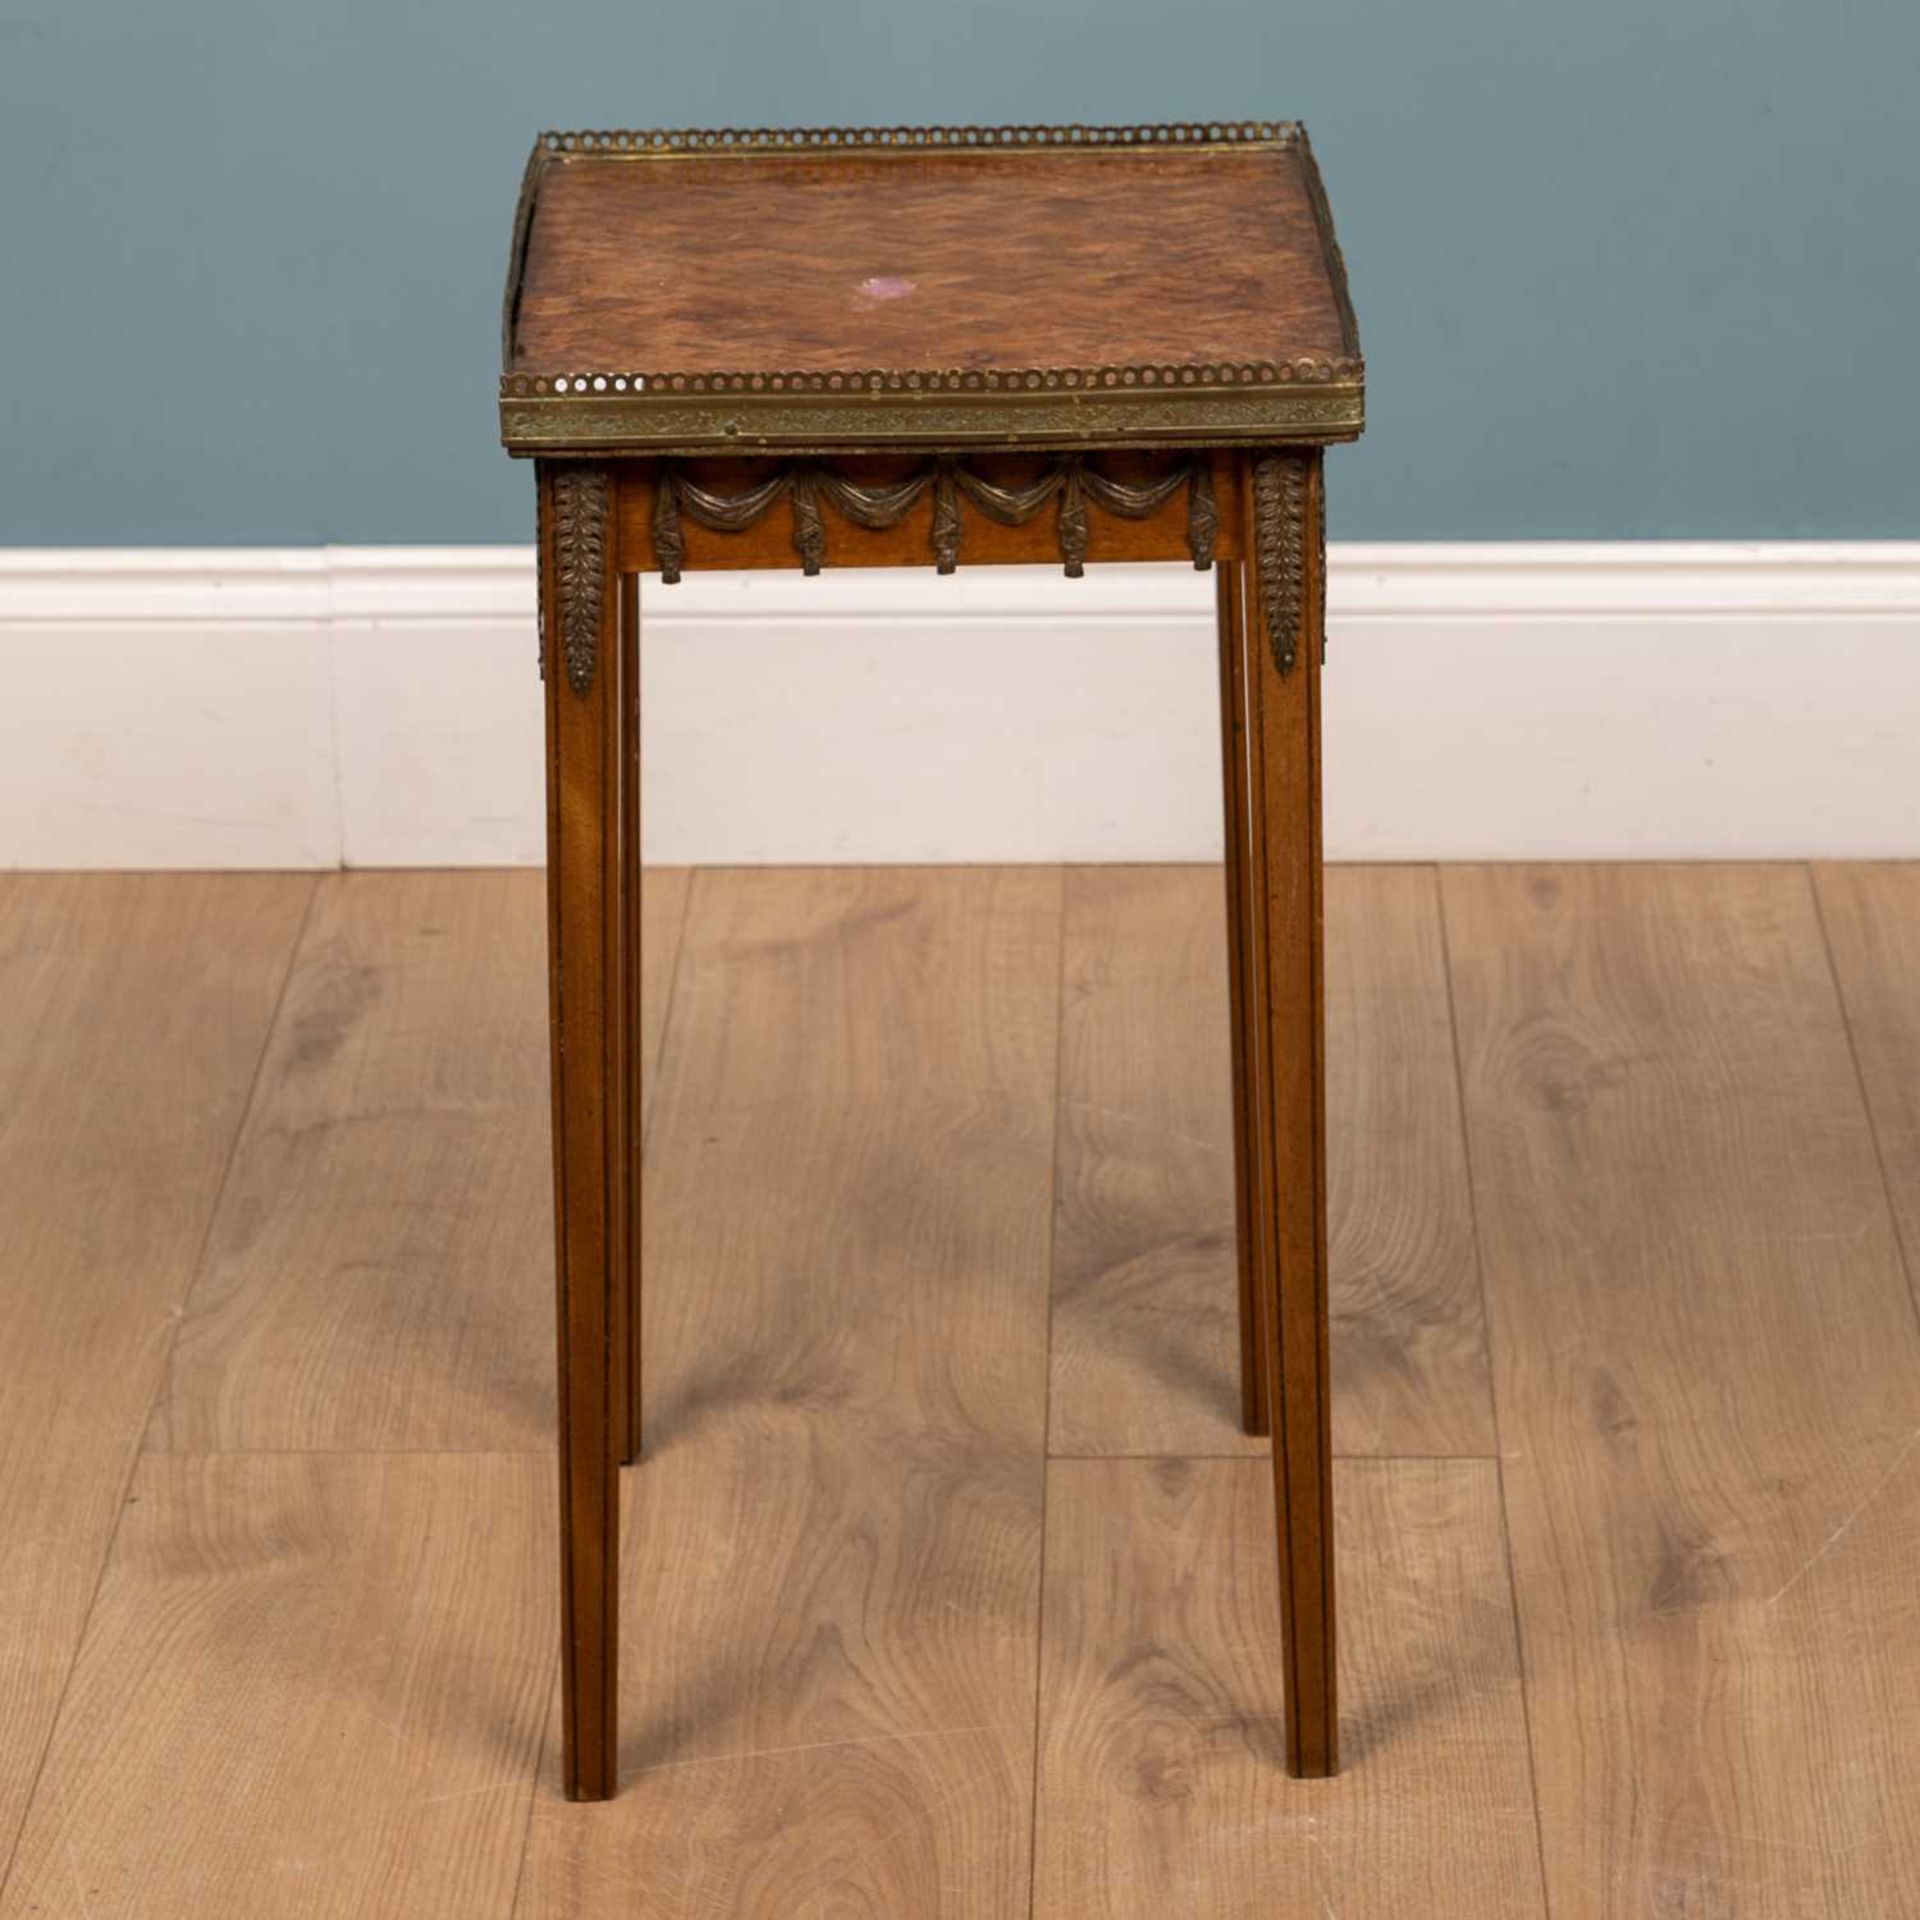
[499,124,1363,457]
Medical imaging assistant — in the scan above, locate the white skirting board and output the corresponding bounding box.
[1,543,1916,868]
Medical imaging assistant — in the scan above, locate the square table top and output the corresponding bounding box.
[499,122,1363,457]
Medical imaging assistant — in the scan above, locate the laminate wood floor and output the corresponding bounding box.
[0,863,1914,1918]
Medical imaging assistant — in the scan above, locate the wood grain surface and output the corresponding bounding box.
[5,865,1919,1917]
[1048,866,1493,1457]
[1444,865,1920,1917]
[1047,866,1257,1456]
[514,146,1348,374]
[1814,862,1920,1275]
[0,874,311,1877]
[515,868,1063,1917]
[154,869,690,1453]
[0,1453,556,1920]
[1033,1457,1546,1918]
[1326,866,1495,1456]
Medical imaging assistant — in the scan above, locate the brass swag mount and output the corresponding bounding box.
[541,450,1315,695]
[650,455,1218,582]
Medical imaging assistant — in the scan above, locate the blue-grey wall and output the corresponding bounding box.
[2,0,1914,545]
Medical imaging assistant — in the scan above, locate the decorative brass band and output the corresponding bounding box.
[510,356,1360,398]
[501,379,1363,457]
[546,464,611,694]
[535,121,1303,158]
[649,456,1219,581]
[1252,452,1311,678]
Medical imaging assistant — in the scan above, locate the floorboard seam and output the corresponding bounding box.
[1433,865,1557,1920]
[506,870,694,1914]
[1044,1450,1504,1463]
[1026,867,1070,1920]
[1806,864,1920,1341]
[0,873,319,1906]
[505,1653,563,1918]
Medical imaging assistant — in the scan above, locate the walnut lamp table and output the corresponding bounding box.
[497,120,1366,1801]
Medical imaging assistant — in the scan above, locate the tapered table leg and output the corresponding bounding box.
[615,574,643,1464]
[539,460,622,1801]
[1239,449,1338,1777]
[1216,560,1271,1438]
